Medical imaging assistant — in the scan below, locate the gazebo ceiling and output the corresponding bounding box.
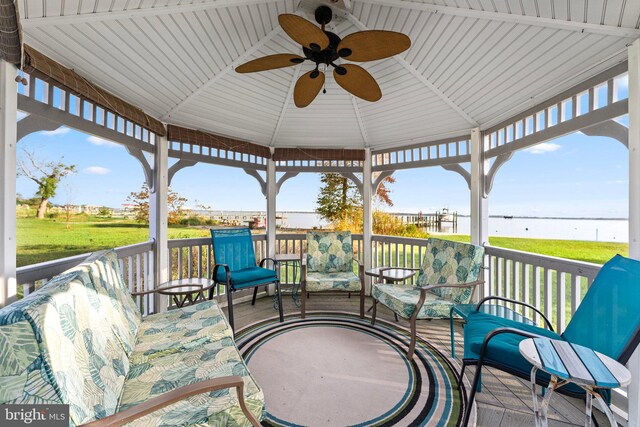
[18,0,640,150]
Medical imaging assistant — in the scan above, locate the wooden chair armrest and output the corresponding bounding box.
[79,376,260,427]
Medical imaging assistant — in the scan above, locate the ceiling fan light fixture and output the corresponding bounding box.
[310,69,321,79]
[338,48,352,58]
[334,66,347,75]
[290,57,305,64]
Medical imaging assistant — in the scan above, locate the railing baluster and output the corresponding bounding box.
[533,266,541,326]
[571,274,582,316]
[544,268,553,326]
[523,263,530,319]
[557,271,567,333]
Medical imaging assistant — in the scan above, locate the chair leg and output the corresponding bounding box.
[462,364,483,427]
[458,361,467,390]
[394,313,398,322]
[408,315,417,360]
[226,289,235,332]
[371,300,377,326]
[251,287,258,306]
[359,287,365,319]
[275,281,284,323]
[301,281,306,319]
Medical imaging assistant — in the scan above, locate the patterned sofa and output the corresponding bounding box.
[0,250,263,426]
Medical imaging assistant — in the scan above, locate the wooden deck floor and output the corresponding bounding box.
[230,294,609,427]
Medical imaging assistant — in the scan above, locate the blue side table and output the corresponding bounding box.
[449,303,536,359]
[520,337,631,427]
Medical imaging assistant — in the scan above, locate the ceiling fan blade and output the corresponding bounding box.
[337,30,411,62]
[279,14,330,51]
[333,64,381,102]
[294,70,325,108]
[235,54,305,73]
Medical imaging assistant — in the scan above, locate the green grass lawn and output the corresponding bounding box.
[17,217,629,268]
[17,216,210,267]
[430,233,628,265]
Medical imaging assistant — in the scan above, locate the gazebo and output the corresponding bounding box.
[1,0,639,425]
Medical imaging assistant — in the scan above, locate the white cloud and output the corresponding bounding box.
[84,166,111,175]
[42,127,70,136]
[87,136,119,147]
[525,142,561,154]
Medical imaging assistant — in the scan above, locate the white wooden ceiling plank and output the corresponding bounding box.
[192,9,235,67]
[94,0,114,13]
[23,28,170,114]
[25,0,43,18]
[209,73,291,102]
[100,19,198,96]
[225,6,255,52]
[438,22,541,95]
[197,85,284,111]
[203,8,243,59]
[32,23,179,104]
[404,12,442,64]
[427,18,494,85]
[461,32,616,114]
[171,12,224,75]
[415,15,473,76]
[469,36,628,122]
[355,0,639,36]
[246,3,267,42]
[181,99,279,125]
[620,2,640,28]
[169,114,274,144]
[183,102,279,128]
[78,0,97,14]
[456,28,580,109]
[44,0,63,17]
[151,14,213,83]
[108,0,130,12]
[587,0,606,25]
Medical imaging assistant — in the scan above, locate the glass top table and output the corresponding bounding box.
[156,278,214,308]
[365,267,418,283]
[449,303,536,359]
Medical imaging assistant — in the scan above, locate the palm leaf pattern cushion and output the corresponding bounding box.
[0,250,265,426]
[373,239,484,319]
[306,231,354,273]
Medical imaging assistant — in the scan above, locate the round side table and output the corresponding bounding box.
[157,278,214,308]
[519,337,631,427]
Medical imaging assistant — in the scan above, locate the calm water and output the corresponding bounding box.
[282,212,629,243]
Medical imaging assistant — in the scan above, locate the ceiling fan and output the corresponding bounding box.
[235,6,411,108]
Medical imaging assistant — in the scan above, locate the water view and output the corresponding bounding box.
[281,212,629,243]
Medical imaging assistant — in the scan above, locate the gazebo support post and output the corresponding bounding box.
[150,134,169,312]
[0,60,17,308]
[266,154,277,294]
[470,127,488,247]
[627,38,640,427]
[363,148,373,293]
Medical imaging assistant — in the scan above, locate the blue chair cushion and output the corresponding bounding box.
[463,311,585,395]
[216,266,277,290]
[464,311,562,371]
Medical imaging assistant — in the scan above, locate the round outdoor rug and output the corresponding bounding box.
[235,312,474,427]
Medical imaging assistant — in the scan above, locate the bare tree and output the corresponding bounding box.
[17,150,76,219]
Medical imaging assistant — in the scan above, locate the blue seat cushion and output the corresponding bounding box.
[463,311,585,395]
[215,266,277,290]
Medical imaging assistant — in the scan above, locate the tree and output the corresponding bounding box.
[17,150,76,219]
[126,184,188,225]
[315,173,361,224]
[315,172,396,229]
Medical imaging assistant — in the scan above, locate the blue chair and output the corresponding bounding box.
[461,254,640,426]
[209,227,283,331]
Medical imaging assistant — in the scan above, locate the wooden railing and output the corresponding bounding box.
[15,234,602,333]
[16,241,156,315]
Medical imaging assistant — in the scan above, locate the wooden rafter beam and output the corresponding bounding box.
[345,12,478,127]
[356,0,640,38]
[21,0,278,28]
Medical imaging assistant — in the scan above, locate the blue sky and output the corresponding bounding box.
[16,118,629,218]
